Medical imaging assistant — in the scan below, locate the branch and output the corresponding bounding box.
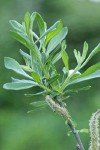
[45,95,85,150]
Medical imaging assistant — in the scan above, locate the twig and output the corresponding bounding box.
[45,95,85,150]
[68,120,85,150]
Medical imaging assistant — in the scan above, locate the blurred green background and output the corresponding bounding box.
[0,0,100,149]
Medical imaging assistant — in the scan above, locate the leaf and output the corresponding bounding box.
[52,51,62,64]
[36,12,46,36]
[74,42,88,66]
[74,49,78,63]
[24,91,46,97]
[30,52,42,77]
[74,49,82,64]
[41,52,46,64]
[75,86,91,92]
[69,70,81,77]
[80,62,100,77]
[9,20,24,32]
[19,49,31,60]
[45,44,60,64]
[3,79,38,90]
[81,43,100,68]
[63,86,91,94]
[4,57,32,79]
[19,49,31,67]
[10,31,30,49]
[28,100,47,111]
[61,50,69,72]
[62,67,67,74]
[24,12,31,34]
[44,20,63,46]
[69,63,100,85]
[48,74,60,84]
[75,128,89,134]
[30,12,37,30]
[32,72,41,82]
[30,100,47,108]
[38,20,62,41]
[82,41,88,61]
[47,27,68,54]
[20,65,33,72]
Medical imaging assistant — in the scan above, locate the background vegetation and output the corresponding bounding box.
[0,0,100,149]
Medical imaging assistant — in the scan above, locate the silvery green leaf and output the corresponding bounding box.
[9,20,25,32]
[82,41,88,61]
[10,31,30,49]
[81,43,100,68]
[19,49,31,60]
[24,12,31,34]
[64,86,91,94]
[20,65,33,72]
[32,72,41,82]
[24,91,46,97]
[30,101,47,108]
[44,20,63,46]
[61,50,69,72]
[47,27,68,54]
[69,63,100,85]
[3,79,38,90]
[20,49,31,67]
[35,12,46,36]
[41,52,46,64]
[38,20,62,42]
[80,62,100,77]
[62,67,67,74]
[4,57,32,79]
[52,51,62,64]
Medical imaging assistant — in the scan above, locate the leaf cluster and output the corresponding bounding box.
[3,12,100,109]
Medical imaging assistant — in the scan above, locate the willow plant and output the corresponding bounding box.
[3,12,100,150]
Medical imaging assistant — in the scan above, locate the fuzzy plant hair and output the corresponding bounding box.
[89,109,100,150]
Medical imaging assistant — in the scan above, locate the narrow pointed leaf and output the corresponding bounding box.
[32,72,41,82]
[21,65,33,72]
[41,52,46,64]
[19,49,31,60]
[9,20,24,32]
[36,12,46,36]
[44,20,63,46]
[81,43,100,68]
[47,27,68,54]
[80,62,100,77]
[24,91,46,97]
[4,57,32,79]
[3,79,38,90]
[82,41,88,61]
[61,50,69,71]
[45,44,60,64]
[64,86,91,94]
[40,21,61,40]
[20,49,31,67]
[52,51,62,64]
[30,101,47,108]
[74,49,78,63]
[30,12,37,30]
[24,12,31,34]
[48,74,60,84]
[68,63,100,84]
[10,31,30,49]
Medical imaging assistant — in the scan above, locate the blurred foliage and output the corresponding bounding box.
[0,0,100,149]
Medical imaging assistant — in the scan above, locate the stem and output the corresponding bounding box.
[45,95,85,150]
[67,120,85,150]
